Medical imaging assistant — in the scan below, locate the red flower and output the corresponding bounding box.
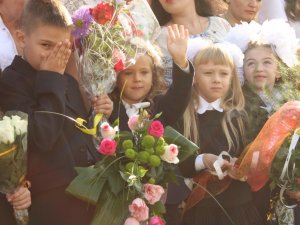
[114,60,125,73]
[98,138,117,155]
[91,3,115,25]
[148,121,164,138]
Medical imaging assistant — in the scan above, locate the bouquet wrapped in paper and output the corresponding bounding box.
[0,111,28,225]
[71,0,160,136]
[66,110,198,225]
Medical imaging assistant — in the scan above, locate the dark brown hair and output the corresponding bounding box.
[285,0,300,21]
[151,0,213,26]
[21,0,72,33]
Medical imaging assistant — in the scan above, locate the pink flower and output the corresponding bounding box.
[297,178,300,183]
[149,216,165,225]
[100,122,116,139]
[113,49,126,73]
[124,217,140,225]
[98,138,117,155]
[148,121,164,138]
[128,198,149,222]
[161,144,179,164]
[128,115,139,131]
[144,184,165,205]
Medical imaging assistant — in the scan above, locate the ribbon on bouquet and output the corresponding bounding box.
[35,111,102,136]
[0,145,17,157]
[278,128,300,209]
[75,113,103,136]
[212,151,236,180]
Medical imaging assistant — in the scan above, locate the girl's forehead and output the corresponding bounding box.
[245,46,275,58]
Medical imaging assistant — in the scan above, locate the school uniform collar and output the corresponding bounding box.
[122,100,150,118]
[197,97,223,114]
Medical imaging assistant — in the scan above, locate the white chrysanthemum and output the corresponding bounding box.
[0,117,15,144]
[10,115,28,135]
[224,21,261,52]
[260,19,299,67]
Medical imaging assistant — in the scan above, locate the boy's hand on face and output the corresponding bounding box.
[167,24,189,69]
[91,95,114,117]
[40,40,71,75]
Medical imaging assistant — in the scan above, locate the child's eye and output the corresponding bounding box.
[220,72,229,76]
[41,43,50,48]
[263,60,273,65]
[246,62,255,67]
[203,71,212,76]
[141,70,150,75]
[123,71,133,76]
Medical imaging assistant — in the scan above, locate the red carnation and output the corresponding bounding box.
[91,3,115,25]
[114,60,125,73]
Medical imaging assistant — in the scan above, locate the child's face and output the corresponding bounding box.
[117,55,153,105]
[17,24,71,71]
[194,60,232,102]
[244,46,279,92]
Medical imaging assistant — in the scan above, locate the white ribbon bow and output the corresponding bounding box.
[124,101,150,118]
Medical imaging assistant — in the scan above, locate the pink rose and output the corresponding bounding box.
[148,121,164,138]
[161,144,179,164]
[128,198,149,222]
[100,122,116,139]
[149,216,165,225]
[128,115,139,131]
[98,138,117,155]
[144,184,165,205]
[124,217,140,225]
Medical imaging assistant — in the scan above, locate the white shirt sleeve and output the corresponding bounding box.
[195,154,206,171]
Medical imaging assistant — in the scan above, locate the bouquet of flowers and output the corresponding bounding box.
[71,0,160,135]
[270,129,300,202]
[0,111,28,225]
[66,110,198,225]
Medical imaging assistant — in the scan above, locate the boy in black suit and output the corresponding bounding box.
[0,0,112,224]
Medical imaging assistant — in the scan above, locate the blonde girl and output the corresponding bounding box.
[179,43,263,225]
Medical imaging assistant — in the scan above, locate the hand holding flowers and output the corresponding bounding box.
[0,111,29,225]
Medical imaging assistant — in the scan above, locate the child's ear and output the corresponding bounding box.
[15,30,26,52]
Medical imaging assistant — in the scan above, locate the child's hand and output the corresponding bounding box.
[40,39,71,75]
[6,186,31,210]
[286,190,300,202]
[91,95,113,117]
[167,24,189,69]
[203,153,232,172]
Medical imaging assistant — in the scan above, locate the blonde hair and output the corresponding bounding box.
[183,45,247,152]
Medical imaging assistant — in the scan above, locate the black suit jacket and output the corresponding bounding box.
[0,56,99,194]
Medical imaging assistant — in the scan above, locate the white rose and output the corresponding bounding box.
[161,144,179,164]
[11,115,28,135]
[0,117,15,144]
[100,122,117,139]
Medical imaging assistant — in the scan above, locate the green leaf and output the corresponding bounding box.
[163,126,198,162]
[66,166,106,204]
[151,200,166,214]
[90,190,130,225]
[108,170,125,196]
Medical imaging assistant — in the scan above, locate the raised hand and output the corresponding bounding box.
[6,186,31,210]
[167,24,189,69]
[91,94,114,117]
[40,39,71,75]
